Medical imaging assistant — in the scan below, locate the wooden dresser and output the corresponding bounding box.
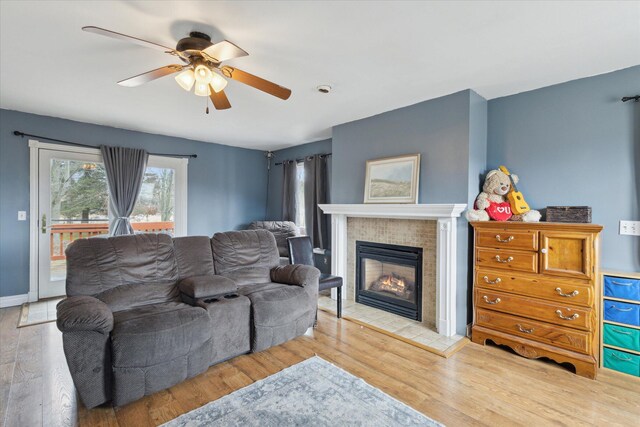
[471,221,603,379]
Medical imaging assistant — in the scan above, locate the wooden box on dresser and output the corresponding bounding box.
[471,221,603,379]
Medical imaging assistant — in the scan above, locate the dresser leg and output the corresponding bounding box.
[573,361,598,380]
[470,327,488,346]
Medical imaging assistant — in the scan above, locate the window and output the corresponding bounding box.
[295,162,306,234]
[131,166,176,234]
[130,156,187,236]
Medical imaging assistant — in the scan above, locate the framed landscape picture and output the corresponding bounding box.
[364,154,420,203]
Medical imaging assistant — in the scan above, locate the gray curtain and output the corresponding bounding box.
[100,145,148,236]
[282,160,298,222]
[303,155,328,249]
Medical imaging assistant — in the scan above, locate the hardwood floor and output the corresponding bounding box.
[1,306,639,426]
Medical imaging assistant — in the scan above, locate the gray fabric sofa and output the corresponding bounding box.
[57,230,319,408]
[247,221,299,265]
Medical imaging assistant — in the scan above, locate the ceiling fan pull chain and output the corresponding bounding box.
[206,97,210,114]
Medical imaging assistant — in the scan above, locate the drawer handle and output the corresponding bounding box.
[483,276,502,285]
[555,310,580,321]
[516,324,534,334]
[495,234,514,243]
[555,287,579,298]
[483,296,501,305]
[611,353,633,362]
[494,255,513,263]
[610,280,633,286]
[609,305,634,312]
[611,328,633,336]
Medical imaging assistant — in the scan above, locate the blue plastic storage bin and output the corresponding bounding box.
[604,300,640,326]
[603,348,640,376]
[603,323,640,351]
[604,276,640,301]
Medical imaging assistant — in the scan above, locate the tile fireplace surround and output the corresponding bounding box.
[319,204,466,337]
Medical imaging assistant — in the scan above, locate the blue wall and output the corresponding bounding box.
[487,66,640,272]
[331,90,486,335]
[0,109,267,298]
[332,91,473,205]
[266,138,333,220]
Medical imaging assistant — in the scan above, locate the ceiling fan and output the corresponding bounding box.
[82,26,292,111]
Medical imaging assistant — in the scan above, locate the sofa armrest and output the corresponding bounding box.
[57,296,114,334]
[179,275,238,303]
[271,264,320,288]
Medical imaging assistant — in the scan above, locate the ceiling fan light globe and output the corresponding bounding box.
[194,64,213,84]
[175,69,195,91]
[194,81,211,97]
[210,74,228,93]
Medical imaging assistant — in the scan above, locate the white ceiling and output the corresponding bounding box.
[1,1,639,150]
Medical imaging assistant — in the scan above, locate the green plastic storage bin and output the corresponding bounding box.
[603,347,640,376]
[603,324,640,351]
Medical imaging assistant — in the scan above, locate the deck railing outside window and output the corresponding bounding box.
[50,221,175,260]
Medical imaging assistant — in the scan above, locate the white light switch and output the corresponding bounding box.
[620,220,640,236]
[18,211,27,221]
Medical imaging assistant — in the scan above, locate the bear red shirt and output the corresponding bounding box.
[476,200,513,221]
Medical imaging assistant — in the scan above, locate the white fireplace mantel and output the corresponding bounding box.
[318,203,467,337]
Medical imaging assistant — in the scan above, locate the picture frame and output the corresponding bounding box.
[363,154,420,204]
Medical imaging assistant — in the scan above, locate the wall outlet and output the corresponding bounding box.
[619,220,640,236]
[17,211,27,221]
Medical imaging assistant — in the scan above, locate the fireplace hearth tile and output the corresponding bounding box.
[318,295,465,356]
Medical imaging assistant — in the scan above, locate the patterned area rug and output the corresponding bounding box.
[163,356,442,426]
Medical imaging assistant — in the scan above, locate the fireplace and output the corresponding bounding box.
[355,241,422,321]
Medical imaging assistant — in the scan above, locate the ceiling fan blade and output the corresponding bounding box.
[117,65,184,87]
[201,40,248,63]
[82,26,176,53]
[209,88,232,110]
[221,67,291,100]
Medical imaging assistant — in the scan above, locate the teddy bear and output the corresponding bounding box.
[466,169,541,222]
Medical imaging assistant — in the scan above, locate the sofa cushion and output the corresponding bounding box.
[211,230,280,285]
[238,282,310,327]
[248,221,299,257]
[65,233,178,297]
[173,236,216,279]
[111,302,210,368]
[95,282,179,312]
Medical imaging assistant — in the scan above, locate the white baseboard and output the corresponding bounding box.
[0,294,29,308]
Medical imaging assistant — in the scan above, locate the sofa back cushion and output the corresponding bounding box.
[173,236,216,279]
[211,230,279,285]
[247,221,299,257]
[65,234,179,310]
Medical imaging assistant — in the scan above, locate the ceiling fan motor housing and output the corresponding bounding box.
[176,31,213,54]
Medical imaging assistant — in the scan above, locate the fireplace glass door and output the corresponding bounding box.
[356,241,422,320]
[362,259,417,303]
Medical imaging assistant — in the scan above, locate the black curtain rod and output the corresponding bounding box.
[621,95,640,102]
[274,153,332,166]
[13,131,198,159]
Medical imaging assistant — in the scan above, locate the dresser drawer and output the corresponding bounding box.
[475,289,593,331]
[604,276,640,301]
[476,229,538,251]
[476,309,591,355]
[476,269,593,307]
[476,248,538,274]
[604,300,640,327]
[603,348,640,377]
[603,323,640,352]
